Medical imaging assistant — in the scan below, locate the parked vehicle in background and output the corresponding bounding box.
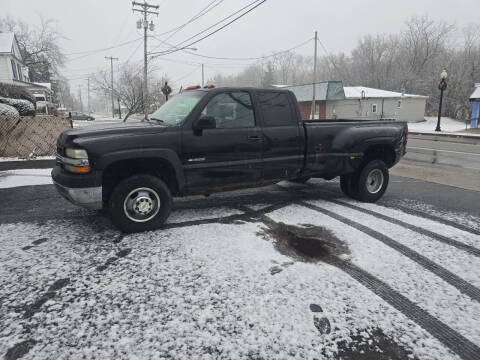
[52,86,408,232]
[71,111,95,121]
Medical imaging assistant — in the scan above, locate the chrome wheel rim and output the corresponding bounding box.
[123,187,160,222]
[366,169,384,194]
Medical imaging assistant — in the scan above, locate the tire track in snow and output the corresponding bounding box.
[250,210,480,360]
[163,201,293,230]
[277,180,480,238]
[264,204,480,345]
[333,199,480,257]
[382,202,480,236]
[326,257,480,360]
[299,201,480,302]
[340,200,480,249]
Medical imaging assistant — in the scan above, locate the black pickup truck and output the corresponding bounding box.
[52,86,408,232]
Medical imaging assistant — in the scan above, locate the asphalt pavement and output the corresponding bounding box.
[406,135,480,171]
[1,133,480,359]
[0,174,479,359]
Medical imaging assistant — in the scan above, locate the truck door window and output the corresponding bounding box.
[201,92,255,128]
[258,92,294,126]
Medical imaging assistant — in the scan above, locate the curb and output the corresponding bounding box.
[0,159,55,171]
[410,131,480,140]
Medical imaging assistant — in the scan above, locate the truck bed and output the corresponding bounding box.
[301,119,407,177]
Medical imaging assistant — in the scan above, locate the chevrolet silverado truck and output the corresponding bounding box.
[52,86,408,232]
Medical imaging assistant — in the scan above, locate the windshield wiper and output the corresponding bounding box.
[149,117,164,123]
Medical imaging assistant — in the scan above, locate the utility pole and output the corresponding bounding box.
[105,56,119,119]
[132,1,159,121]
[311,31,318,120]
[78,85,83,112]
[86,77,90,115]
[117,97,122,119]
[201,64,204,87]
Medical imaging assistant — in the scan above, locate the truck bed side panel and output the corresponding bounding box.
[303,120,406,176]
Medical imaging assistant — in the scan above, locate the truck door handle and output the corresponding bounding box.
[247,135,263,142]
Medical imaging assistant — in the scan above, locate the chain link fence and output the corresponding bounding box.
[0,116,72,158]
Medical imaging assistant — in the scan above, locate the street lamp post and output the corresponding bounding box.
[435,69,448,132]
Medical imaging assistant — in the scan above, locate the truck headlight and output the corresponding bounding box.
[66,148,88,159]
[64,148,90,173]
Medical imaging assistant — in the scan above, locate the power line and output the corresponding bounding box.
[152,56,255,67]
[316,38,342,75]
[158,0,226,44]
[111,11,135,46]
[158,0,261,53]
[65,38,142,56]
[150,0,267,57]
[169,65,202,85]
[151,36,312,62]
[65,38,142,62]
[126,41,144,63]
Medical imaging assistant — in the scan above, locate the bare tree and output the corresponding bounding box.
[92,62,163,121]
[274,51,295,84]
[0,16,66,82]
[208,16,479,121]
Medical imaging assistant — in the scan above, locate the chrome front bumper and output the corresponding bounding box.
[54,181,103,210]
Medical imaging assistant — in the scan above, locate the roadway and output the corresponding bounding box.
[406,134,480,171]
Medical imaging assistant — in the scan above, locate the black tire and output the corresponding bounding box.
[340,173,358,199]
[108,174,172,233]
[354,160,389,202]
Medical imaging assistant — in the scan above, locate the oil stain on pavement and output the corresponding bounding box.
[259,221,415,359]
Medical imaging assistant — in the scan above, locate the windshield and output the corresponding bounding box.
[149,91,204,125]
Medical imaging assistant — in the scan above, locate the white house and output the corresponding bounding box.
[330,86,428,122]
[0,32,31,84]
[284,82,428,122]
[0,32,55,113]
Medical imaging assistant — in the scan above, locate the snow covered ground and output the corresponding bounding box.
[72,113,143,128]
[0,156,55,163]
[409,117,477,136]
[0,178,479,359]
[0,168,52,189]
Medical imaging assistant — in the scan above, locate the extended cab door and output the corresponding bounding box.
[181,90,263,191]
[257,91,303,181]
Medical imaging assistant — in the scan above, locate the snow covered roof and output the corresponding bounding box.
[0,32,14,53]
[34,82,52,90]
[470,86,480,100]
[344,86,428,99]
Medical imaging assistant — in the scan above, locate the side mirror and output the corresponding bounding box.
[193,115,216,131]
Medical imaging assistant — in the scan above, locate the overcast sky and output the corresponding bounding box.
[3,0,480,96]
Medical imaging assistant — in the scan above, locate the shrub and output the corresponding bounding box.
[0,103,20,118]
[0,97,35,116]
[0,82,36,107]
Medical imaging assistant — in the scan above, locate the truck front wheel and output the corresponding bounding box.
[108,174,172,233]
